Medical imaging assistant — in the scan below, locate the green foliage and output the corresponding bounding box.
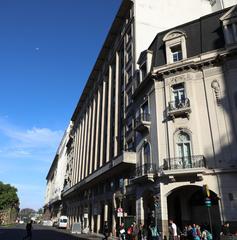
[0,181,19,210]
[37,208,43,214]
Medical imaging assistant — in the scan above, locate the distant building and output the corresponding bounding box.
[45,0,237,237]
[44,123,72,220]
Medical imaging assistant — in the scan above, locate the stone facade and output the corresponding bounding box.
[133,5,237,238]
[45,0,237,237]
[44,123,72,220]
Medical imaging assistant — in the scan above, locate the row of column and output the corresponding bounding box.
[67,202,114,234]
[71,53,121,186]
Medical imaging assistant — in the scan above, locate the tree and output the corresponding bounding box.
[0,181,19,210]
[37,208,43,214]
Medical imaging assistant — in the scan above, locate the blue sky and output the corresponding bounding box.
[0,0,122,210]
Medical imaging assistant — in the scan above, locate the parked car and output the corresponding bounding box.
[58,216,68,229]
[42,220,53,226]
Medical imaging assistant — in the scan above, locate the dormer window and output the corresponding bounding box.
[163,30,187,64]
[137,50,153,83]
[224,23,237,44]
[220,5,237,46]
[171,45,183,62]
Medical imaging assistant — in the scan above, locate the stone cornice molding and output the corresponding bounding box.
[152,47,237,78]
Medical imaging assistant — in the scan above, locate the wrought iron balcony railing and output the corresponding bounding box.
[167,98,191,120]
[163,155,206,170]
[168,98,190,111]
[135,163,157,177]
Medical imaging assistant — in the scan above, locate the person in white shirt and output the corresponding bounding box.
[169,219,178,240]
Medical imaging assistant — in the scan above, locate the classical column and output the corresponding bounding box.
[136,194,144,224]
[82,109,89,180]
[71,129,77,186]
[97,214,101,233]
[78,118,85,181]
[94,87,101,171]
[114,52,120,157]
[89,96,96,175]
[74,123,81,184]
[112,209,116,236]
[100,80,106,167]
[85,103,92,177]
[106,65,112,163]
[91,212,94,232]
[104,203,108,222]
[75,122,82,183]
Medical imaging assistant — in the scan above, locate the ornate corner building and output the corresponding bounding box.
[45,0,237,238]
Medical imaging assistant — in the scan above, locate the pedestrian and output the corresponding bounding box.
[22,220,33,240]
[138,223,147,240]
[147,222,160,240]
[221,222,231,236]
[127,223,134,240]
[119,223,126,240]
[191,224,200,240]
[201,228,212,240]
[103,221,109,240]
[133,222,139,240]
[169,219,178,240]
[187,225,193,240]
[181,225,188,240]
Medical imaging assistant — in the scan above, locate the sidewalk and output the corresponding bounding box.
[70,232,119,240]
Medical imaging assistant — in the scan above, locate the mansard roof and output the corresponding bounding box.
[149,7,227,68]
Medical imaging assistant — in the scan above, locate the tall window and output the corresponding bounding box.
[176,132,192,168]
[170,83,186,110]
[143,142,151,165]
[141,101,149,121]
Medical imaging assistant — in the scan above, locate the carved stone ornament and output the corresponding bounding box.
[169,75,187,85]
[163,30,187,42]
[211,80,221,105]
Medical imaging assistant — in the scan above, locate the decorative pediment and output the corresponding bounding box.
[163,30,187,42]
[220,5,237,24]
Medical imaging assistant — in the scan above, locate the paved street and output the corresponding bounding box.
[0,224,92,240]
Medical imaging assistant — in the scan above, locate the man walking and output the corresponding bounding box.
[169,219,178,240]
[22,220,33,240]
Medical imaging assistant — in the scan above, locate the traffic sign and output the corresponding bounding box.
[117,208,123,217]
[205,197,211,207]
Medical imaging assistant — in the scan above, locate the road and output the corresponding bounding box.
[0,224,82,240]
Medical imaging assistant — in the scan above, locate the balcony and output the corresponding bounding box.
[62,151,136,197]
[162,155,206,181]
[163,155,206,170]
[131,163,157,183]
[167,98,191,120]
[134,113,151,132]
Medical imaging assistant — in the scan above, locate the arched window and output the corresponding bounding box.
[143,142,151,164]
[176,131,192,168]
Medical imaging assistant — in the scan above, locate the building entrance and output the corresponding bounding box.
[167,185,221,235]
